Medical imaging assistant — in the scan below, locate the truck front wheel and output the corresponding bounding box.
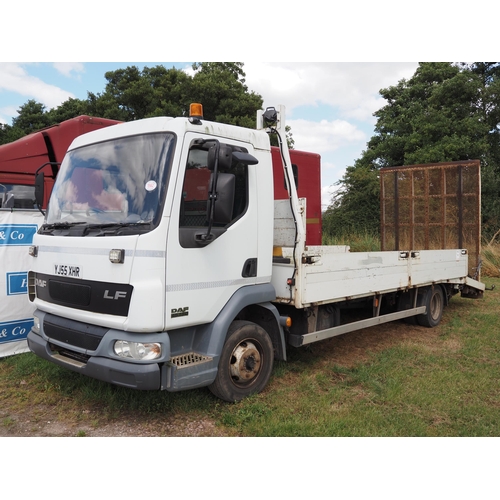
[209,320,274,402]
[417,286,444,328]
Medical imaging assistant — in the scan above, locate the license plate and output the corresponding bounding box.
[54,264,81,278]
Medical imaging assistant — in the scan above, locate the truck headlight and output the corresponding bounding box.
[32,316,40,334]
[114,340,161,360]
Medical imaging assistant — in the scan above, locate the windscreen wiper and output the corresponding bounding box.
[83,222,152,236]
[39,222,87,234]
[43,221,87,229]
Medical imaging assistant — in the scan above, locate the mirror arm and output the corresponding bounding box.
[203,143,220,242]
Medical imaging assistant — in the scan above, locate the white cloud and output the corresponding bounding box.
[0,105,18,123]
[0,63,75,113]
[244,62,419,193]
[52,62,85,78]
[288,118,366,154]
[244,62,418,121]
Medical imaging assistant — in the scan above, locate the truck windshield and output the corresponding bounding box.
[45,133,175,230]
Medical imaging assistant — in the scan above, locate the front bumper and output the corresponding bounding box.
[27,328,163,390]
[27,309,219,392]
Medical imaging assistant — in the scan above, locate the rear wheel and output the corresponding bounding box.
[209,320,274,402]
[417,286,444,327]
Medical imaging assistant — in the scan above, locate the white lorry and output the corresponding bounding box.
[26,104,485,402]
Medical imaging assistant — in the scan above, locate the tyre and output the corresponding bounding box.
[417,286,444,328]
[209,320,274,402]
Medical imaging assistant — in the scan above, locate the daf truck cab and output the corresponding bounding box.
[28,104,285,402]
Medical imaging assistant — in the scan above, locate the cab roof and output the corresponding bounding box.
[69,116,271,152]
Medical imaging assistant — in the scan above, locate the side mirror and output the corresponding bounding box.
[35,172,45,213]
[207,143,259,170]
[208,143,233,171]
[212,173,235,224]
[233,151,258,165]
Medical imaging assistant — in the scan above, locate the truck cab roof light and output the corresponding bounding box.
[189,103,203,124]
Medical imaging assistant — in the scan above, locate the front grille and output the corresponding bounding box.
[28,271,36,302]
[35,272,133,317]
[44,314,109,351]
[49,280,91,306]
[170,352,212,368]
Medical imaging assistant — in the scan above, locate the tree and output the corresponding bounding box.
[1,98,88,145]
[364,63,487,167]
[0,122,25,145]
[190,62,263,128]
[11,100,52,135]
[323,164,380,236]
[1,100,53,144]
[463,63,500,234]
[46,97,87,123]
[323,62,500,238]
[76,63,264,129]
[85,65,191,121]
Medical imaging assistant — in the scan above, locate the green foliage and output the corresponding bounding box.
[11,100,53,133]
[366,63,487,167]
[46,97,88,123]
[85,65,193,121]
[0,122,25,144]
[190,62,263,128]
[481,240,500,277]
[322,228,380,252]
[323,62,500,239]
[323,164,381,236]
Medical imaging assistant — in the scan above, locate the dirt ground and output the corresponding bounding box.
[0,407,227,437]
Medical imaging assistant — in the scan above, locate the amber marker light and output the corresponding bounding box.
[189,103,203,119]
[279,316,292,328]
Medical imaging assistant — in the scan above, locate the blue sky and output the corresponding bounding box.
[0,62,420,209]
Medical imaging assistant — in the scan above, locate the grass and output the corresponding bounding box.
[2,416,15,428]
[322,230,381,252]
[1,277,499,437]
[215,279,500,437]
[481,240,500,277]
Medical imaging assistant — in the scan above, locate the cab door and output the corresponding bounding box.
[165,134,259,328]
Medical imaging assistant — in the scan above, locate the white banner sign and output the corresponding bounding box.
[0,210,44,357]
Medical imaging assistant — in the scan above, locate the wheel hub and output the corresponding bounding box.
[430,293,442,319]
[230,341,261,382]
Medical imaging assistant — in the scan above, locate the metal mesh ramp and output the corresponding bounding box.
[380,160,481,278]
